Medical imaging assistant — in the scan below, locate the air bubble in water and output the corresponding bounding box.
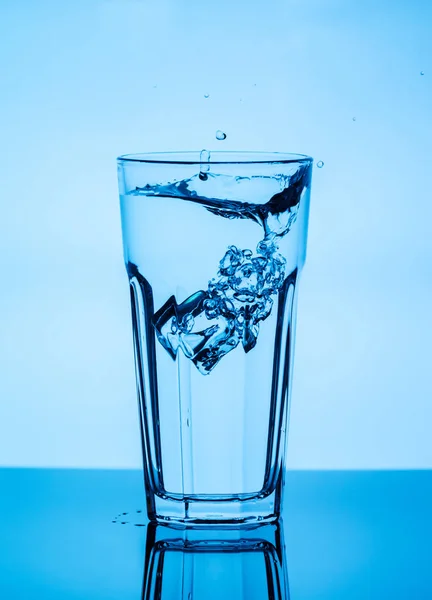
[317,161,324,168]
[216,130,227,141]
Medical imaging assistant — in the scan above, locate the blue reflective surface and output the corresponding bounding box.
[0,470,431,598]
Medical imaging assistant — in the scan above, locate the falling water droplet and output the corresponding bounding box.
[121,522,127,525]
[317,160,324,168]
[204,93,210,98]
[352,116,356,121]
[420,71,425,76]
[112,520,116,523]
[216,130,227,141]
[152,85,157,89]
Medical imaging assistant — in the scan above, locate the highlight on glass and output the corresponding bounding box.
[117,151,313,524]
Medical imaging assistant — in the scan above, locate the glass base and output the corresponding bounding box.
[149,488,280,526]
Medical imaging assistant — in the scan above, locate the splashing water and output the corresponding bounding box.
[216,130,227,141]
[136,162,311,374]
[317,161,324,168]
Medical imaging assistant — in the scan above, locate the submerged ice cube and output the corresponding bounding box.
[152,236,287,374]
[153,291,239,375]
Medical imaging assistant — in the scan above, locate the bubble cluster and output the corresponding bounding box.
[205,240,285,347]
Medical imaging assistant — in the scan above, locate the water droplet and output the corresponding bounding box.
[111,520,116,523]
[317,160,324,168]
[253,83,257,86]
[152,85,157,89]
[136,510,142,513]
[122,512,128,515]
[186,418,190,427]
[216,130,226,141]
[199,149,211,180]
[352,117,356,121]
[204,93,209,98]
[121,522,127,525]
[420,71,425,76]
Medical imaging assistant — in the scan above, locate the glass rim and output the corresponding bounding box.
[117,151,313,165]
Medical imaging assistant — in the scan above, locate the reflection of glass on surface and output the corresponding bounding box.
[142,523,289,600]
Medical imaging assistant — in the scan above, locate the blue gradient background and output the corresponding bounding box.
[0,0,431,469]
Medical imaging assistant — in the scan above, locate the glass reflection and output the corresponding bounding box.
[141,522,289,600]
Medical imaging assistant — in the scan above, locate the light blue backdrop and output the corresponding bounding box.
[0,0,431,468]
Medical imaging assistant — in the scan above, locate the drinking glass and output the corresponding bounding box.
[117,151,313,524]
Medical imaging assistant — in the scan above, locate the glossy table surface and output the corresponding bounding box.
[0,469,431,599]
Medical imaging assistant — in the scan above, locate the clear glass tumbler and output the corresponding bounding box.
[117,151,313,525]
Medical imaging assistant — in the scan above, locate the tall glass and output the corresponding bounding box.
[117,151,312,524]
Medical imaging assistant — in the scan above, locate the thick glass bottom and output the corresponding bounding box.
[148,487,280,526]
